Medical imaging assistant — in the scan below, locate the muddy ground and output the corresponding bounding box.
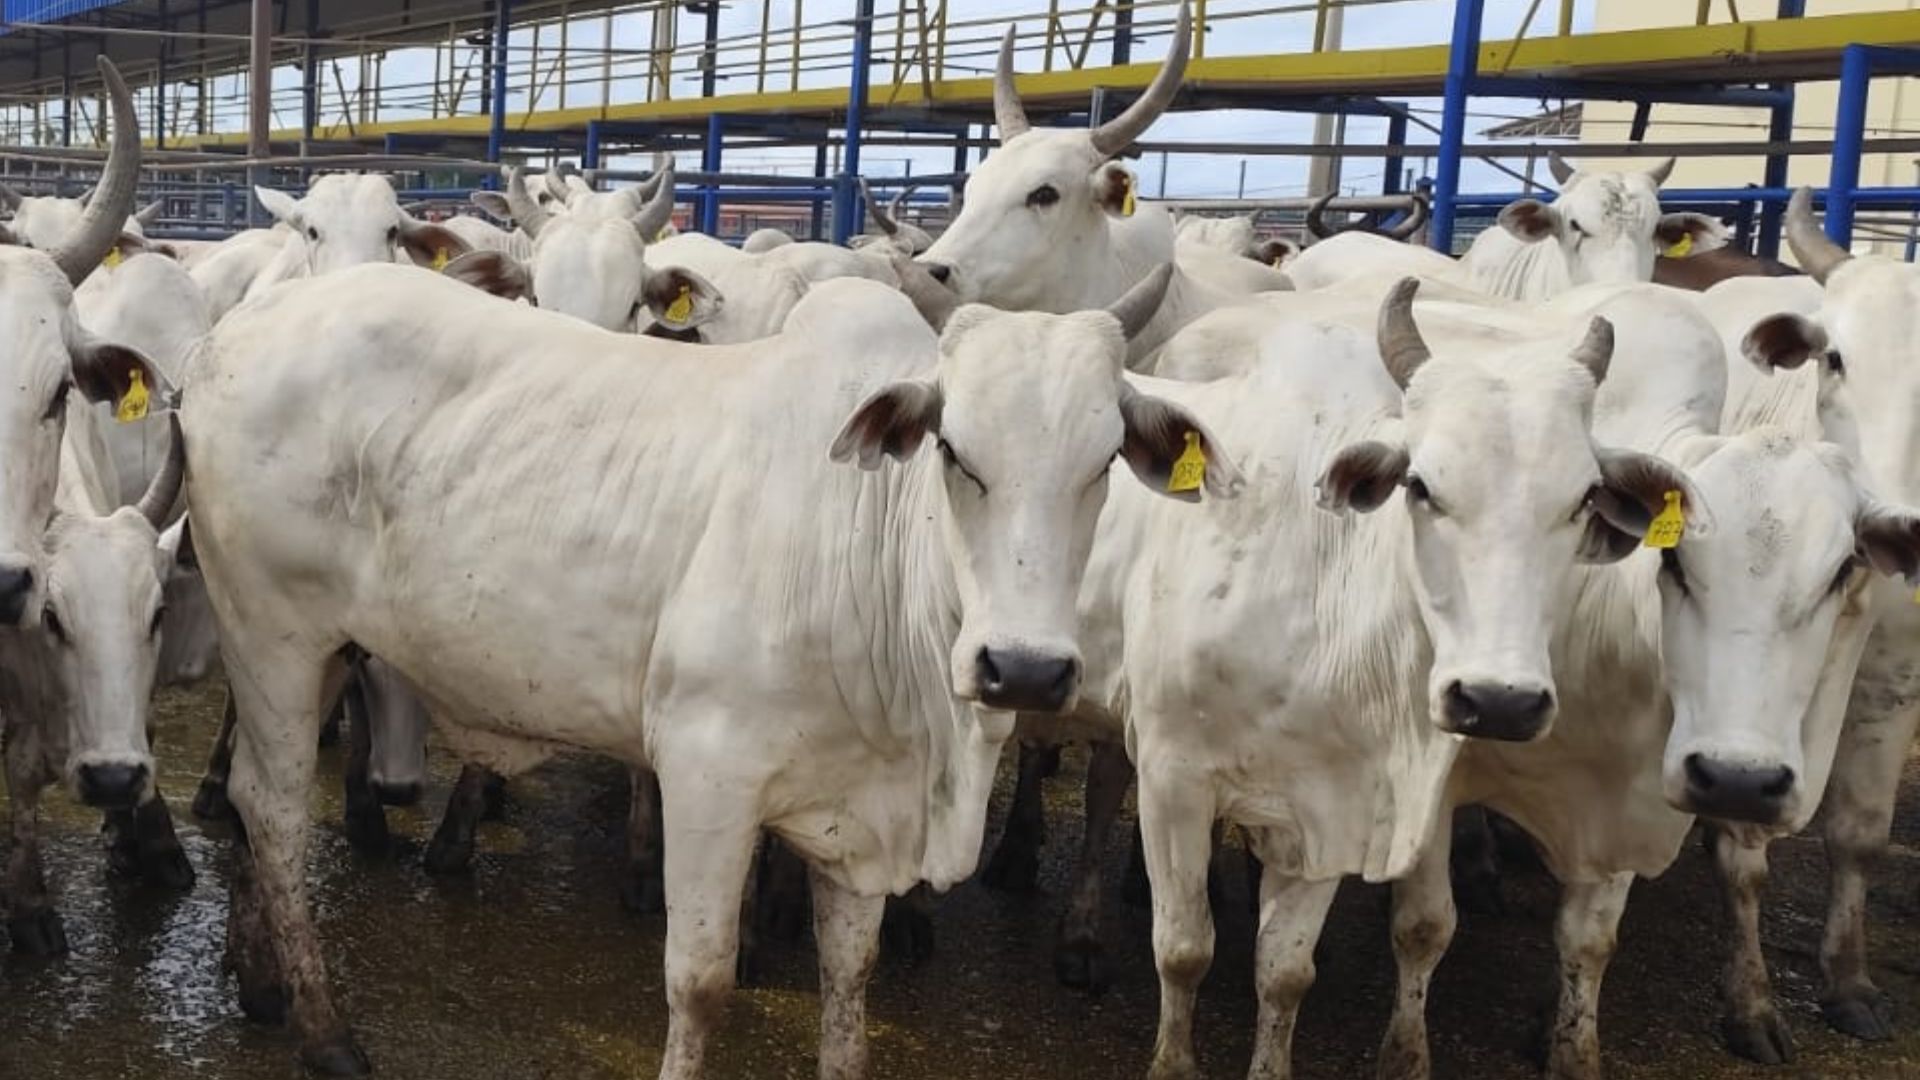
[8,678,1920,1078]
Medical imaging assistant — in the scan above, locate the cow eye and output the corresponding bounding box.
[306,226,319,241]
[937,438,988,496]
[1568,220,1588,237]
[1659,547,1690,597]
[42,380,69,422]
[149,605,166,638]
[1404,475,1435,511]
[43,605,66,645]
[1829,559,1858,598]
[386,226,399,244]
[629,301,643,324]
[1026,185,1060,209]
[1826,349,1845,375]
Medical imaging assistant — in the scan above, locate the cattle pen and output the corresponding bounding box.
[12,3,1920,1080]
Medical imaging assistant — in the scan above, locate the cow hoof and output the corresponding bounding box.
[142,844,197,890]
[1053,939,1109,994]
[880,897,935,967]
[619,867,665,914]
[8,908,69,957]
[1823,990,1895,1042]
[422,833,473,876]
[192,778,234,821]
[300,1036,372,1077]
[343,804,390,856]
[980,840,1041,894]
[1721,1010,1795,1065]
[237,981,290,1025]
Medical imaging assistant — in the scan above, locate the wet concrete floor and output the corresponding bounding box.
[8,677,1920,1078]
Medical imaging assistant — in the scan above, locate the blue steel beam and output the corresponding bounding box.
[700,112,724,234]
[834,0,875,245]
[1761,0,1806,257]
[1383,113,1407,196]
[485,0,510,182]
[1469,77,1790,110]
[1430,0,1484,252]
[1828,46,1920,245]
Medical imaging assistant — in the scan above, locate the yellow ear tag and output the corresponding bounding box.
[430,247,450,271]
[1642,490,1685,549]
[656,225,673,243]
[103,245,122,268]
[115,368,149,424]
[1120,176,1137,218]
[1664,233,1693,259]
[1271,254,1286,268]
[1167,431,1206,494]
[663,283,693,325]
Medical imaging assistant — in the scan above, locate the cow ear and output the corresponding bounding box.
[1316,439,1409,514]
[442,250,532,302]
[1582,447,1710,562]
[255,185,300,225]
[1251,237,1298,268]
[1655,212,1730,257]
[1856,505,1920,584]
[1741,312,1829,373]
[830,380,943,469]
[1090,162,1139,219]
[470,191,513,223]
[71,337,171,413]
[398,222,471,268]
[1118,385,1244,502]
[641,265,724,330]
[114,232,178,261]
[1497,199,1560,243]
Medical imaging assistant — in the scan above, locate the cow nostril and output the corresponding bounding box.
[1442,681,1475,728]
[925,263,952,284]
[975,647,1002,692]
[1761,766,1795,799]
[1684,753,1715,792]
[78,762,148,808]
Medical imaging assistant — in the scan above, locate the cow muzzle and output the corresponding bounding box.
[973,647,1079,713]
[372,779,424,807]
[76,760,150,810]
[1678,754,1794,826]
[1439,679,1556,742]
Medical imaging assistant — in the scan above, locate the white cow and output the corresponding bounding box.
[180,258,1227,1076]
[187,227,291,322]
[0,184,162,253]
[1171,213,1296,297]
[155,515,220,687]
[918,3,1244,364]
[1095,279,1708,1079]
[741,227,795,253]
[244,173,473,299]
[849,180,934,258]
[3,411,192,954]
[438,211,533,262]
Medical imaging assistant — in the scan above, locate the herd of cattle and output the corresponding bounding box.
[8,7,1920,1077]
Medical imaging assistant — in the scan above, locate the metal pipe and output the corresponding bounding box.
[248,0,271,225]
[812,142,828,240]
[700,112,724,235]
[1828,44,1871,246]
[834,0,875,245]
[1383,112,1406,196]
[1430,0,1485,252]
[302,0,320,146]
[486,0,511,172]
[583,119,601,169]
[1757,0,1806,258]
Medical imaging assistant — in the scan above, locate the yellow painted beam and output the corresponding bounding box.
[170,10,1920,151]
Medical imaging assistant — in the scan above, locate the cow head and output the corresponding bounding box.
[255,173,470,278]
[832,264,1241,713]
[49,414,183,810]
[1495,155,1728,286]
[850,179,935,257]
[917,4,1189,310]
[1318,279,1705,742]
[0,58,160,630]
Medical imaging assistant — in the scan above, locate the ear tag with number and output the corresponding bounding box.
[1120,175,1137,218]
[1664,233,1693,258]
[115,368,149,424]
[1642,490,1685,549]
[663,284,693,325]
[431,247,450,271]
[1167,431,1206,494]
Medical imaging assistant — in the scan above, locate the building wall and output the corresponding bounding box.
[1582,0,1920,252]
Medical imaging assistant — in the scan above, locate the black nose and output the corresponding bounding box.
[1683,754,1794,825]
[0,565,32,625]
[372,780,423,807]
[77,762,148,809]
[974,648,1077,712]
[924,262,953,284]
[1441,681,1555,742]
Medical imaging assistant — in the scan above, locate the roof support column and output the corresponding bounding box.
[700,112,724,235]
[486,0,511,174]
[1429,0,1484,253]
[832,0,874,245]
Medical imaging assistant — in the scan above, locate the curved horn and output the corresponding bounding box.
[1547,152,1576,186]
[542,166,572,203]
[52,57,140,286]
[896,255,961,331]
[134,198,165,226]
[859,178,897,236]
[1089,1,1191,159]
[1106,263,1173,341]
[1306,192,1337,239]
[891,183,919,224]
[1570,316,1614,385]
[1643,156,1675,186]
[636,153,672,201]
[1785,186,1851,285]
[631,163,677,241]
[1376,277,1430,390]
[503,167,551,239]
[993,26,1032,141]
[1385,194,1429,241]
[135,413,186,530]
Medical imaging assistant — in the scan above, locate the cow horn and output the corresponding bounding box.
[1644,156,1675,186]
[1547,152,1576,186]
[1106,263,1173,341]
[993,26,1032,141]
[1570,316,1614,385]
[1377,277,1430,389]
[636,153,672,200]
[1306,192,1337,239]
[503,167,550,238]
[891,183,918,223]
[1785,186,1851,285]
[0,181,22,211]
[1385,194,1429,241]
[135,413,186,530]
[895,255,961,331]
[1089,1,1191,159]
[52,57,140,287]
[134,198,164,226]
[631,162,677,241]
[860,178,897,236]
[542,166,572,203]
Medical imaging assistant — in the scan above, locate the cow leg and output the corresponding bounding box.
[622,766,665,913]
[982,740,1056,893]
[424,764,497,875]
[5,727,65,956]
[880,883,936,967]
[1546,872,1634,1080]
[1123,823,1151,908]
[340,664,390,855]
[225,654,368,1076]
[810,866,886,1080]
[1139,764,1216,1080]
[1377,816,1456,1080]
[657,788,758,1080]
[1712,827,1792,1064]
[191,688,238,820]
[117,790,194,888]
[1450,805,1504,915]
[1246,864,1340,1080]
[1055,737,1132,992]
